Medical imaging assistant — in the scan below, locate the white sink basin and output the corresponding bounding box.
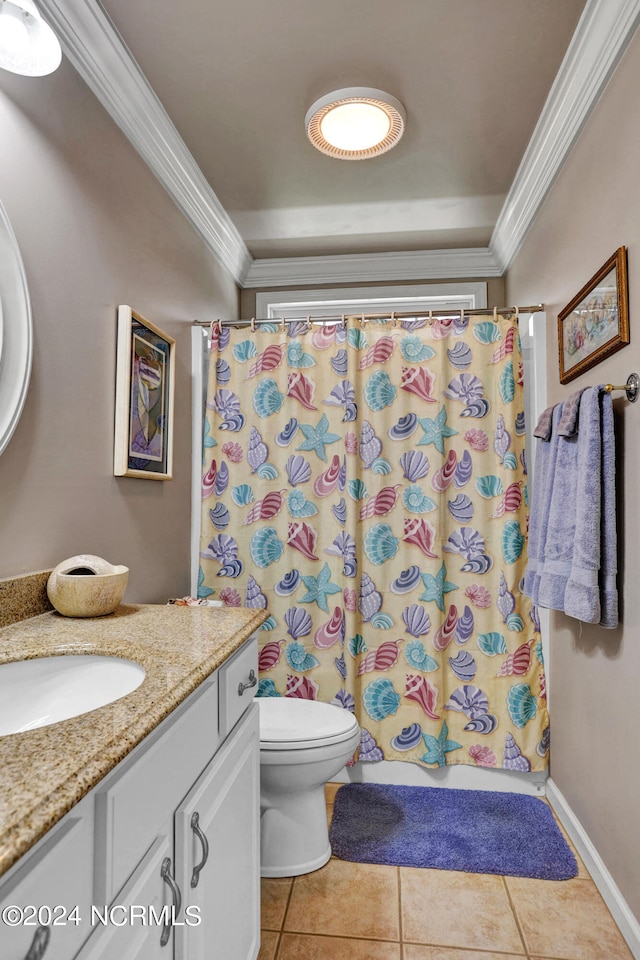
[0,655,145,735]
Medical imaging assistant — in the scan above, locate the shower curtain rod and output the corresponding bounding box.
[192,304,544,328]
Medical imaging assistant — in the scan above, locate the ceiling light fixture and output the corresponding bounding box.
[0,0,62,77]
[305,87,406,160]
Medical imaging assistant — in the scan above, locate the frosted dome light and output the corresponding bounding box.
[305,87,406,160]
[0,0,62,77]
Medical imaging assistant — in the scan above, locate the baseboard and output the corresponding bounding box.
[546,777,640,959]
[332,759,548,796]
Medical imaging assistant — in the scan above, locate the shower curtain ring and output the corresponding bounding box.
[341,314,346,330]
[211,319,222,341]
[250,317,256,333]
[360,313,366,329]
[493,306,498,322]
[306,315,312,332]
[390,311,396,327]
[280,316,286,332]
[428,310,433,326]
[513,305,519,320]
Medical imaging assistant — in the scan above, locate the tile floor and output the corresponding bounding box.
[258,783,633,960]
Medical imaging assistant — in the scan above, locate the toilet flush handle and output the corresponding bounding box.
[238,669,257,696]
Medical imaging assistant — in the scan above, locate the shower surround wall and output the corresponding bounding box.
[506,27,640,925]
[200,316,548,772]
[0,58,238,600]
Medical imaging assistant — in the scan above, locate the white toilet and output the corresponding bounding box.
[258,698,361,877]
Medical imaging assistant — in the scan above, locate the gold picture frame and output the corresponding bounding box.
[558,247,629,384]
[114,305,175,479]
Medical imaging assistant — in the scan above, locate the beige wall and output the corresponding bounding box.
[240,277,505,318]
[506,30,640,919]
[0,61,238,602]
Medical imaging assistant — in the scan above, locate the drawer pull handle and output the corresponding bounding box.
[160,857,182,947]
[25,925,50,960]
[238,669,257,696]
[190,811,210,887]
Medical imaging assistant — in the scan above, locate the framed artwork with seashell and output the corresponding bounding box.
[558,246,629,384]
[114,305,175,479]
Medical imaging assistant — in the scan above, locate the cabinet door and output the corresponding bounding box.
[174,702,260,960]
[0,799,93,960]
[74,832,179,960]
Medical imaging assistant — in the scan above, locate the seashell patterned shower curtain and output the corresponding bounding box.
[199,315,549,771]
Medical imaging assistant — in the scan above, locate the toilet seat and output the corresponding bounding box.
[259,697,359,751]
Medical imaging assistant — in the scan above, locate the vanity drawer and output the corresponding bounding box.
[0,800,93,960]
[218,636,258,738]
[94,677,219,905]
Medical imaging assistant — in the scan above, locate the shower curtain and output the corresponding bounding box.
[199,315,549,772]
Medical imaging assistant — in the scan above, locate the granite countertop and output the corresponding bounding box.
[0,603,267,878]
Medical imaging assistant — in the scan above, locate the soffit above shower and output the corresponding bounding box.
[98,0,586,260]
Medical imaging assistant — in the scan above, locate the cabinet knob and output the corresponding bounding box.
[25,925,50,960]
[160,857,182,947]
[238,669,257,696]
[190,810,210,888]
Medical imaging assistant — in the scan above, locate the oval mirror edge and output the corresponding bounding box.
[0,197,33,457]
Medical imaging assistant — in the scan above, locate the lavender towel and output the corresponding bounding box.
[563,389,618,627]
[533,405,554,440]
[536,402,583,613]
[534,387,586,441]
[557,387,588,437]
[529,387,618,627]
[599,392,618,627]
[523,404,563,603]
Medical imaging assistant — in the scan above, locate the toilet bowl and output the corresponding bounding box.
[258,697,360,878]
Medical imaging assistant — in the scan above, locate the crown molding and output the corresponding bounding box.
[243,247,501,289]
[491,0,640,273]
[37,0,252,285]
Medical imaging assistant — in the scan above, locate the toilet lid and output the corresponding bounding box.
[259,697,359,750]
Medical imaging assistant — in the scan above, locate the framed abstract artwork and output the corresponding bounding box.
[114,305,175,479]
[558,247,629,384]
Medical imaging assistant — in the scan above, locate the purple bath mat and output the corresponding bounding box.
[329,783,577,880]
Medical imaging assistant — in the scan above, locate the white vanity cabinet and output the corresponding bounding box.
[0,634,260,960]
